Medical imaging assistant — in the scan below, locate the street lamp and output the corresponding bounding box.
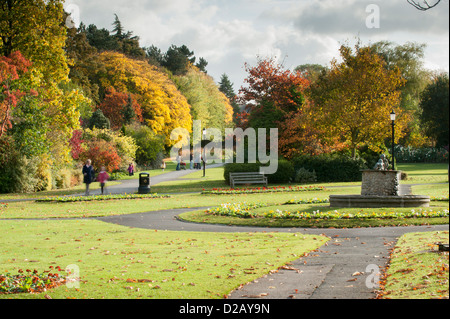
[390,110,396,170]
[202,128,206,177]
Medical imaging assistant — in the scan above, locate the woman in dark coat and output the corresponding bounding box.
[83,159,95,196]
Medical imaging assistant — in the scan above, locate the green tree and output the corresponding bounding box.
[371,41,432,146]
[88,109,110,130]
[124,124,165,167]
[419,73,449,147]
[195,57,208,73]
[295,64,327,83]
[219,74,240,123]
[145,45,163,66]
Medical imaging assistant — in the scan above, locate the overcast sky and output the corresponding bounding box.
[66,0,449,91]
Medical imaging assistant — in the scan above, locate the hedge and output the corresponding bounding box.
[291,154,367,183]
[224,160,295,185]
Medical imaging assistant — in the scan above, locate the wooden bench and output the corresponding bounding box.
[229,172,268,188]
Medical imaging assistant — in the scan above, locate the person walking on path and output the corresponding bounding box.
[82,159,95,196]
[176,153,181,171]
[127,163,134,176]
[97,166,110,195]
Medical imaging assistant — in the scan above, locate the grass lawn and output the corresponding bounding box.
[379,231,449,299]
[0,219,327,299]
[398,163,449,184]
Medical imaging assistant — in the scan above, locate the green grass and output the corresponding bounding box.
[379,231,449,299]
[0,219,327,299]
[151,167,229,194]
[398,163,449,184]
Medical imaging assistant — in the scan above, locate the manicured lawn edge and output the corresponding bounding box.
[377,231,449,299]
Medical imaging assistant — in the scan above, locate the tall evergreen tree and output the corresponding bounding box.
[219,73,240,123]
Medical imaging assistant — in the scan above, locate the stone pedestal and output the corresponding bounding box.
[328,170,430,208]
[361,170,401,196]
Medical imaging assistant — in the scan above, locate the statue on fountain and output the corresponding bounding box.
[373,154,390,171]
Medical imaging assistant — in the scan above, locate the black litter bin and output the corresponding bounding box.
[138,173,151,194]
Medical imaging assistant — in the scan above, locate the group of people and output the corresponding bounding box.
[82,160,135,196]
[176,152,203,171]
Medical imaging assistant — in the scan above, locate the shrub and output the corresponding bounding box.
[394,146,449,163]
[54,168,73,189]
[224,160,294,185]
[79,139,122,172]
[34,154,52,192]
[294,167,317,184]
[0,136,36,193]
[291,154,366,183]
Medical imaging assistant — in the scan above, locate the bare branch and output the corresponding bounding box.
[407,0,442,11]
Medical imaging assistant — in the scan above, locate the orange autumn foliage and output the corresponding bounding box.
[0,51,34,138]
[98,87,143,130]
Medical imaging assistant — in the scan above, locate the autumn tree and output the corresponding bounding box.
[238,57,309,129]
[91,51,192,146]
[0,0,69,83]
[1,0,86,166]
[81,128,137,171]
[80,139,122,173]
[176,66,233,132]
[0,51,33,138]
[310,43,408,158]
[98,87,143,130]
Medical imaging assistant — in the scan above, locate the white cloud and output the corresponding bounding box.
[70,0,449,89]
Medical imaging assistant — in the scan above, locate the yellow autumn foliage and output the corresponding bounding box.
[96,52,192,146]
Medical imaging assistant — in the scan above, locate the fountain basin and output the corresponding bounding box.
[329,195,431,208]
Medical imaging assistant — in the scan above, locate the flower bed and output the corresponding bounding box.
[206,202,449,220]
[35,193,170,203]
[263,209,449,220]
[0,267,65,294]
[284,198,330,205]
[202,185,325,195]
[206,202,266,219]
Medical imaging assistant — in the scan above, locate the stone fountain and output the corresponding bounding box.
[329,155,431,208]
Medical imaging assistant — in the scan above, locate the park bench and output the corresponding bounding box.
[229,172,268,189]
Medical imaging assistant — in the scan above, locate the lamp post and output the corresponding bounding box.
[390,110,396,171]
